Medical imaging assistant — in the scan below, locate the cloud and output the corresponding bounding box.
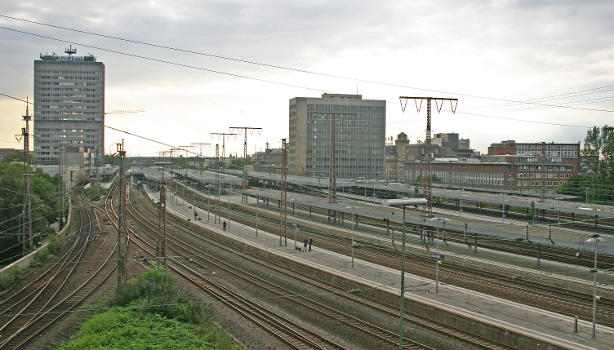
[0,0,612,156]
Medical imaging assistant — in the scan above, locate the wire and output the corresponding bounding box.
[0,25,325,94]
[1,14,612,113]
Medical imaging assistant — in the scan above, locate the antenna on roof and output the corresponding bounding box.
[64,45,77,55]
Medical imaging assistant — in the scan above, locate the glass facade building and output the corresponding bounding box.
[289,94,385,179]
[34,52,105,166]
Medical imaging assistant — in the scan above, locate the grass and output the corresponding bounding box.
[59,264,242,350]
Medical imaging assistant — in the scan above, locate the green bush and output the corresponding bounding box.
[32,247,50,267]
[47,234,62,255]
[84,186,107,201]
[0,266,24,291]
[59,309,213,350]
[61,264,241,350]
[31,234,62,267]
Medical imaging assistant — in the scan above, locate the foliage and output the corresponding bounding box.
[60,265,240,350]
[0,266,24,291]
[31,234,63,267]
[84,185,108,201]
[0,159,64,265]
[228,158,244,170]
[1,150,32,163]
[59,310,212,350]
[104,153,120,166]
[558,125,613,204]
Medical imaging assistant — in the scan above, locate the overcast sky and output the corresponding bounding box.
[0,0,612,157]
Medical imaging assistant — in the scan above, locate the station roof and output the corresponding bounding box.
[220,169,614,220]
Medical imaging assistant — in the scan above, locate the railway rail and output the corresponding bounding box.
[169,182,613,326]
[126,200,353,350]
[132,187,516,350]
[0,190,117,350]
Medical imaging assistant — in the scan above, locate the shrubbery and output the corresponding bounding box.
[0,266,24,291]
[60,264,240,350]
[0,234,63,290]
[84,185,107,201]
[31,234,62,267]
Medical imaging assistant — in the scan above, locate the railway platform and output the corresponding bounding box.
[147,188,614,350]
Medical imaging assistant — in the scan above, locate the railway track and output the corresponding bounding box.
[238,183,613,270]
[295,201,614,270]
[0,191,117,350]
[126,201,352,350]
[170,182,613,326]
[132,187,515,350]
[286,183,614,235]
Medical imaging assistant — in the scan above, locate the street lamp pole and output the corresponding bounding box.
[351,208,355,268]
[381,198,420,350]
[587,235,604,338]
[346,206,356,268]
[399,203,407,350]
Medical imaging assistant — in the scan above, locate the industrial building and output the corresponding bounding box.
[288,93,386,179]
[385,134,579,193]
[33,47,105,166]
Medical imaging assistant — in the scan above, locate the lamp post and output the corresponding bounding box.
[293,222,299,250]
[429,217,444,293]
[586,235,604,338]
[345,206,356,268]
[382,198,421,350]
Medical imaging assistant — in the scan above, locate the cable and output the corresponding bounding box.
[0,25,325,94]
[1,14,612,113]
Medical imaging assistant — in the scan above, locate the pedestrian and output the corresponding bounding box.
[303,239,307,252]
[308,238,312,251]
[223,221,227,231]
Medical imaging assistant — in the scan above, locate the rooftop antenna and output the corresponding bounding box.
[64,45,77,55]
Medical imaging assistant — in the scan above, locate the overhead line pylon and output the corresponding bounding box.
[399,96,458,217]
[229,126,263,202]
[21,99,32,255]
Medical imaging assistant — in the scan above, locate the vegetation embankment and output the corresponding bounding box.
[0,234,63,291]
[0,150,67,286]
[59,264,242,350]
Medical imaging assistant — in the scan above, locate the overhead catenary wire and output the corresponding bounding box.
[1,14,612,113]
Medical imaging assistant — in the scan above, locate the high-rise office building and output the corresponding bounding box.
[289,93,386,179]
[34,47,105,166]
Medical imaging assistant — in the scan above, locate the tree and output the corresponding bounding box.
[558,125,613,204]
[0,159,61,264]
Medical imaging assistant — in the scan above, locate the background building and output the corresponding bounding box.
[253,146,282,174]
[485,140,580,193]
[385,134,578,192]
[34,47,105,166]
[288,93,385,179]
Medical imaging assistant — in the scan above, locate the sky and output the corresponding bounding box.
[0,0,612,158]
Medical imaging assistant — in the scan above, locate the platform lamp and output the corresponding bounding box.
[345,206,357,268]
[586,234,604,338]
[382,198,424,350]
